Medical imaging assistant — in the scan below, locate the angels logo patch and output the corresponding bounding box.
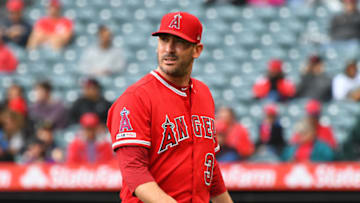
[119,107,133,132]
[168,13,182,30]
[116,107,136,140]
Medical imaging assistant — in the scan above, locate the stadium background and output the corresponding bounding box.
[1,0,360,202]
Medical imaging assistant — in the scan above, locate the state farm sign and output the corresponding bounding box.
[1,162,360,191]
[220,162,360,191]
[221,164,276,188]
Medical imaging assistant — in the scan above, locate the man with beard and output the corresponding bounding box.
[107,12,233,203]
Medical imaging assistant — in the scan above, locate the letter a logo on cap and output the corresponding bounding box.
[168,13,182,30]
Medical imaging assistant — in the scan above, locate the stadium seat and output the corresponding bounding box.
[77,8,95,23]
[203,19,229,35]
[216,5,241,22]
[236,30,259,48]
[242,19,267,34]
[224,46,249,62]
[254,6,277,21]
[290,5,313,21]
[201,31,222,49]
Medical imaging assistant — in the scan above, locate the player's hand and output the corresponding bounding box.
[135,181,177,203]
[161,195,177,203]
[211,191,233,203]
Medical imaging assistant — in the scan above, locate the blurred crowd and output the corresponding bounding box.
[0,0,125,164]
[1,0,360,164]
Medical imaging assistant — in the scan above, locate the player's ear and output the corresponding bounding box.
[192,43,203,59]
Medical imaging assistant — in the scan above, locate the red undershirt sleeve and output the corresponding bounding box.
[210,160,227,197]
[116,146,155,194]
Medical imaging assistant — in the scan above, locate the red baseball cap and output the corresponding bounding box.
[152,11,203,44]
[80,112,100,128]
[6,0,24,12]
[309,55,322,64]
[305,99,322,115]
[264,103,278,116]
[8,97,27,116]
[268,59,283,73]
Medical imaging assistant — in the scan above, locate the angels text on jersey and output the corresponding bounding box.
[116,112,216,154]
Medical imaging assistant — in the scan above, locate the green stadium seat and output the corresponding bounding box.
[254,6,277,21]
[241,7,256,20]
[224,46,249,62]
[216,5,241,22]
[236,30,259,48]
[290,5,313,21]
[242,19,267,34]
[77,8,96,22]
[272,31,297,47]
[111,7,132,23]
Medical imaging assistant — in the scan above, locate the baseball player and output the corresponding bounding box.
[107,12,233,203]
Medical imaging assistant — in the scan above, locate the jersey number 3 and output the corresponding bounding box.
[204,153,215,186]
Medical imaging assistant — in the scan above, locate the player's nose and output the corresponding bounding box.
[164,39,176,53]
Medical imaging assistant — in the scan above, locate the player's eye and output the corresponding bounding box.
[159,35,170,42]
[174,38,186,44]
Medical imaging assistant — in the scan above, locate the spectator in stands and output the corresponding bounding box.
[332,59,360,101]
[28,80,68,130]
[23,122,64,163]
[78,25,126,77]
[0,32,18,73]
[215,106,254,160]
[282,119,334,162]
[0,117,14,161]
[69,78,111,125]
[7,96,27,117]
[341,114,360,160]
[19,138,47,163]
[215,120,242,162]
[329,0,360,41]
[247,0,285,7]
[66,112,113,164]
[0,0,31,47]
[0,84,34,143]
[0,83,26,112]
[252,103,285,162]
[204,0,247,6]
[0,109,27,161]
[296,55,332,102]
[253,59,296,102]
[291,99,337,150]
[27,0,73,51]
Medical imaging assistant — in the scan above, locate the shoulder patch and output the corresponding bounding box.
[119,107,133,132]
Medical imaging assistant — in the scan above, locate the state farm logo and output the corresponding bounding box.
[315,164,360,188]
[222,165,276,188]
[20,166,48,188]
[285,164,313,188]
[0,170,11,188]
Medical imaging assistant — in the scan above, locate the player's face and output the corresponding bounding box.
[48,6,60,18]
[157,34,202,78]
